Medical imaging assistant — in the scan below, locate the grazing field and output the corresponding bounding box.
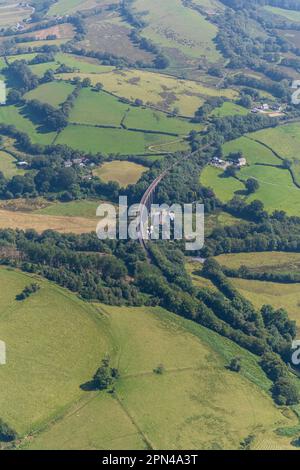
[264,6,300,22]
[201,166,244,202]
[211,102,249,117]
[0,105,56,145]
[55,53,115,74]
[223,137,280,166]
[250,123,300,186]
[79,10,155,63]
[215,252,300,274]
[0,268,109,435]
[0,209,97,234]
[25,81,74,107]
[34,200,101,218]
[69,88,128,127]
[7,53,39,64]
[0,151,24,179]
[239,164,300,215]
[69,88,202,134]
[201,164,300,215]
[131,0,221,68]
[48,0,102,16]
[57,124,180,154]
[201,132,300,215]
[232,278,300,330]
[123,106,202,134]
[24,305,294,450]
[94,161,147,187]
[59,68,237,116]
[28,61,59,78]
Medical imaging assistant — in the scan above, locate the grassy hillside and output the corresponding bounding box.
[23,304,295,450]
[0,268,109,435]
[94,161,147,187]
[24,82,74,108]
[59,69,237,116]
[132,0,221,68]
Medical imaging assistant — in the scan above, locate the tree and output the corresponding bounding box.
[272,377,300,405]
[82,78,91,88]
[228,357,241,372]
[93,355,119,390]
[245,178,259,194]
[153,364,165,375]
[94,82,103,92]
[0,419,17,442]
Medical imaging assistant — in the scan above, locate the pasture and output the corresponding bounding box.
[55,53,115,74]
[59,68,237,116]
[56,124,180,154]
[94,161,147,187]
[132,0,221,67]
[0,105,56,145]
[0,151,24,179]
[80,10,154,63]
[0,208,97,234]
[23,305,293,450]
[201,132,300,215]
[231,278,300,330]
[263,6,300,22]
[0,268,109,435]
[250,123,300,186]
[200,166,244,202]
[211,102,249,117]
[215,252,300,274]
[223,137,280,166]
[25,81,74,107]
[69,88,128,127]
[35,200,101,219]
[48,0,101,16]
[69,87,202,135]
[201,164,300,215]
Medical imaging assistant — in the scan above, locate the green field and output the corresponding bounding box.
[132,0,221,66]
[35,200,101,218]
[0,150,24,178]
[59,68,237,116]
[55,53,115,74]
[69,88,128,127]
[23,304,294,450]
[29,62,58,78]
[232,278,300,330]
[7,53,39,64]
[57,124,182,155]
[25,81,74,107]
[215,252,300,273]
[201,132,300,215]
[201,165,245,202]
[264,5,300,22]
[201,164,300,215]
[223,137,280,166]
[0,268,109,435]
[94,161,147,187]
[211,102,249,118]
[250,124,300,186]
[69,87,202,135]
[0,105,56,145]
[48,0,101,16]
[123,107,202,135]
